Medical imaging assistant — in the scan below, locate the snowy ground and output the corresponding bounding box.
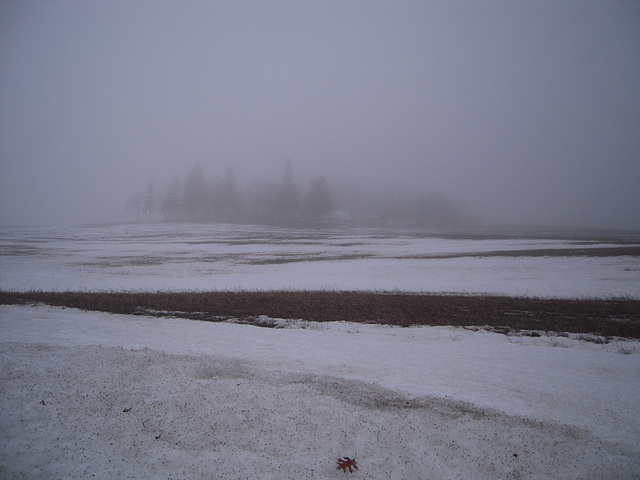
[1,223,640,478]
[1,304,639,479]
[1,223,639,297]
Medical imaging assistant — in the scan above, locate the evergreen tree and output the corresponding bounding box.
[161,180,181,221]
[304,176,334,221]
[182,164,209,220]
[274,160,299,221]
[216,167,241,220]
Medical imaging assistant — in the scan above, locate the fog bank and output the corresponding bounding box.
[1,1,639,229]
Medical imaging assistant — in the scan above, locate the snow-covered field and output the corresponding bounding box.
[1,222,639,296]
[1,223,640,478]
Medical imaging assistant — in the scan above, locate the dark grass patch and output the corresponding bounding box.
[391,246,640,260]
[472,246,640,258]
[1,290,639,339]
[247,253,376,265]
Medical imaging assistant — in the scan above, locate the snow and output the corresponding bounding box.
[1,223,639,297]
[1,223,640,478]
[1,304,639,479]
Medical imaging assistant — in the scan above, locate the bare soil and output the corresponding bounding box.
[2,290,639,339]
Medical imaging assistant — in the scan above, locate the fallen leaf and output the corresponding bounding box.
[337,456,358,473]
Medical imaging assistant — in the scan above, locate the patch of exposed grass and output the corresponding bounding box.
[246,253,375,265]
[391,246,640,260]
[1,290,639,339]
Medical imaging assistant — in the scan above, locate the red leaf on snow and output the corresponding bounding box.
[337,456,358,473]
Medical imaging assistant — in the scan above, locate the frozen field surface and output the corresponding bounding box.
[1,304,639,479]
[2,223,639,478]
[1,223,639,297]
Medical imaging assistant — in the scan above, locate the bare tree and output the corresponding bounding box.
[125,192,144,222]
[142,183,155,221]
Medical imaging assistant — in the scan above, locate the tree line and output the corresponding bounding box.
[125,160,479,228]
[126,160,333,224]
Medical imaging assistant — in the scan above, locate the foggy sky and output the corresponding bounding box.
[1,0,639,229]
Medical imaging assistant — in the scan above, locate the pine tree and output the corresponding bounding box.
[305,176,334,221]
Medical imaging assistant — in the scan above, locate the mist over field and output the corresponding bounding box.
[3,5,640,476]
[1,1,639,229]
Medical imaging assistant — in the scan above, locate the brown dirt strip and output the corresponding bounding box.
[1,290,639,339]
